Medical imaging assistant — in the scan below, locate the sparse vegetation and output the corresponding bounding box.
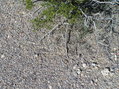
[25,0,34,10]
[24,0,113,30]
[24,0,119,43]
[25,0,89,29]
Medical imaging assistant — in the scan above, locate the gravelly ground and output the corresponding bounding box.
[0,0,119,89]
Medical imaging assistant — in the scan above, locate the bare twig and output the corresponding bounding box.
[79,8,88,18]
[92,0,117,5]
[33,7,42,14]
[98,41,109,47]
[65,24,71,58]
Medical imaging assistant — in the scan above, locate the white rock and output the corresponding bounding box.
[92,63,96,66]
[7,35,11,38]
[48,85,52,89]
[18,11,26,15]
[15,21,17,23]
[101,69,109,76]
[76,69,81,75]
[1,54,5,58]
[113,48,117,51]
[114,54,117,60]
[34,54,38,58]
[73,65,77,70]
[82,63,87,68]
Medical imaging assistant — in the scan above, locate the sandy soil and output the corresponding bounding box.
[0,0,119,89]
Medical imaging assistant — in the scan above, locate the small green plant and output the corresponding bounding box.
[31,0,87,29]
[25,0,34,10]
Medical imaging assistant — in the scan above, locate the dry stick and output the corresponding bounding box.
[40,23,62,42]
[79,8,91,27]
[79,8,88,18]
[92,0,116,4]
[65,24,71,58]
[98,41,109,47]
[33,7,42,15]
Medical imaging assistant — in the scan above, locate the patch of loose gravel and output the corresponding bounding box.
[0,0,119,89]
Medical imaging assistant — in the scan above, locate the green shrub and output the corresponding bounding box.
[30,0,88,29]
[25,0,34,10]
[24,0,109,32]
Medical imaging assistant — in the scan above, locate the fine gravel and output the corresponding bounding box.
[0,0,119,89]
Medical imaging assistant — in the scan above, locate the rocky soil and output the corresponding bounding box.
[0,0,119,89]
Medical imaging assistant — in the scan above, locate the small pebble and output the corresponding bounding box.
[91,62,99,68]
[73,65,81,75]
[34,54,38,58]
[113,48,117,51]
[76,69,81,75]
[18,11,26,15]
[82,63,87,68]
[101,68,110,76]
[1,54,5,58]
[48,85,52,89]
[7,35,11,38]
[114,54,117,60]
[92,63,96,66]
[73,65,77,70]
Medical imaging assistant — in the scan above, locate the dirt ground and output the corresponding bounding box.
[0,0,119,89]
